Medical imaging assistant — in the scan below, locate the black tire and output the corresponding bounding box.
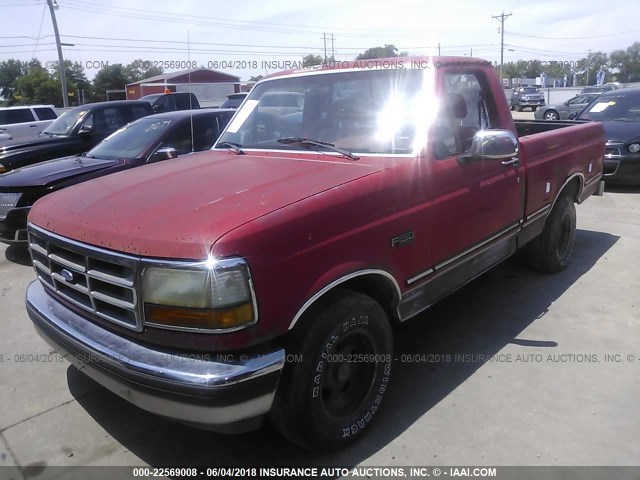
[531,106,537,112]
[510,103,516,111]
[517,105,523,112]
[525,196,576,273]
[270,289,393,450]
[544,110,559,121]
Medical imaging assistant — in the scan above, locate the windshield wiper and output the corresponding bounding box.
[216,141,245,155]
[276,137,359,160]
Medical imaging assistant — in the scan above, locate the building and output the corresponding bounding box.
[125,68,242,107]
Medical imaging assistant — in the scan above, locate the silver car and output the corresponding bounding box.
[535,93,601,121]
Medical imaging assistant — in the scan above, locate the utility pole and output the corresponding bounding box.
[47,0,68,107]
[492,11,512,86]
[331,34,334,60]
[438,42,441,56]
[323,33,327,62]
[586,49,591,86]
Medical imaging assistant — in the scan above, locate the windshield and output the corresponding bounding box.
[86,118,172,159]
[216,69,428,155]
[578,93,640,122]
[521,88,539,94]
[43,108,89,136]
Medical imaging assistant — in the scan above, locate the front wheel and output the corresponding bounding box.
[270,290,393,450]
[544,110,559,120]
[525,196,576,273]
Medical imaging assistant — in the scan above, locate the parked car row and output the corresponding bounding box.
[0,104,234,243]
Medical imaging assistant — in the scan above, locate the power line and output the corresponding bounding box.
[31,3,48,58]
[505,29,640,41]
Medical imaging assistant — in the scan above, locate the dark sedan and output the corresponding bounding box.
[534,93,600,121]
[575,87,640,185]
[0,101,153,173]
[0,109,234,243]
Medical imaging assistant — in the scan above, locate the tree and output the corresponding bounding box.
[48,60,92,105]
[302,54,324,67]
[15,60,60,105]
[90,64,128,102]
[609,42,640,83]
[124,59,164,84]
[576,51,609,85]
[249,75,264,82]
[356,44,407,60]
[0,59,27,105]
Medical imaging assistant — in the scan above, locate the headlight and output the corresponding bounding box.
[142,258,256,332]
[628,143,640,154]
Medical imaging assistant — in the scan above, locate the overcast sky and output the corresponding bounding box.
[1,0,639,81]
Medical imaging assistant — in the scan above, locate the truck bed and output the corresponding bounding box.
[514,119,591,137]
[516,120,604,220]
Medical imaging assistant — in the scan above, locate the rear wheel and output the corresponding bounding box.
[270,289,393,450]
[525,196,576,273]
[517,105,523,112]
[544,110,559,120]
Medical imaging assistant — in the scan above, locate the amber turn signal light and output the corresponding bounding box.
[145,303,254,331]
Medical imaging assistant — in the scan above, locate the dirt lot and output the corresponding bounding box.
[0,143,638,473]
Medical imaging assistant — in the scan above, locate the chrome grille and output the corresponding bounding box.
[0,192,21,220]
[28,224,142,331]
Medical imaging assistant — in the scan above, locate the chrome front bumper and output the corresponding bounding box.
[26,281,285,432]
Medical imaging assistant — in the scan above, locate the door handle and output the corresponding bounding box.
[502,157,520,167]
[30,125,38,127]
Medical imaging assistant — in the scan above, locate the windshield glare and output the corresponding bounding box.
[87,119,172,160]
[216,69,430,155]
[43,108,89,136]
[578,94,640,121]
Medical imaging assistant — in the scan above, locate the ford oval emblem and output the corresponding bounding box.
[60,269,74,282]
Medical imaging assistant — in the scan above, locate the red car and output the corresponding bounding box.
[25,57,604,449]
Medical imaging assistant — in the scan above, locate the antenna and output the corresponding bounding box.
[188,30,194,153]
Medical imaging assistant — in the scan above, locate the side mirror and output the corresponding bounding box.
[459,129,518,164]
[563,101,570,106]
[149,146,177,163]
[567,112,578,120]
[78,124,93,135]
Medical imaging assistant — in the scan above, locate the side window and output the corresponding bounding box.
[161,121,193,155]
[34,107,57,120]
[433,72,495,159]
[176,95,194,110]
[191,115,223,151]
[0,108,35,124]
[128,105,151,121]
[154,95,174,113]
[87,108,126,136]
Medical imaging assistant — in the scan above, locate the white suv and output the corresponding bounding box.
[0,105,58,142]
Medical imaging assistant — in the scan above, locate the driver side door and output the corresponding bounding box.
[427,71,525,269]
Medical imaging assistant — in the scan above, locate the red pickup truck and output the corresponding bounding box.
[25,57,605,450]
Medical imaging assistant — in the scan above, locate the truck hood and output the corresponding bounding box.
[0,135,62,154]
[29,151,382,259]
[0,155,119,188]
[600,121,640,144]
